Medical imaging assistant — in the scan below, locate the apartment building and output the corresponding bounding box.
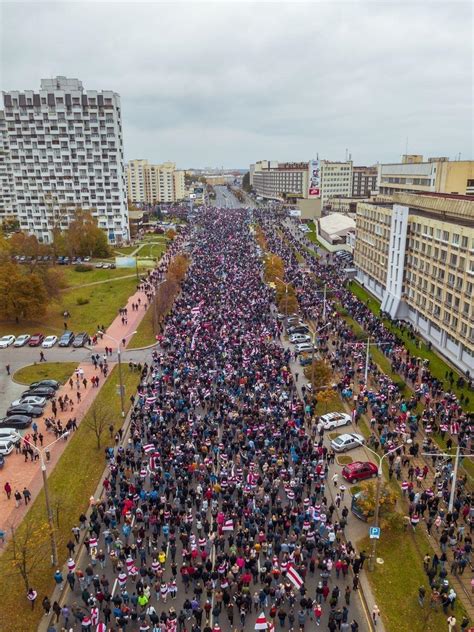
[126,160,185,205]
[251,160,310,200]
[377,155,474,197]
[0,112,15,219]
[1,76,129,243]
[354,192,474,373]
[352,165,377,197]
[320,160,353,206]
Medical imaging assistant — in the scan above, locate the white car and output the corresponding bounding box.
[295,342,315,353]
[330,433,365,453]
[0,428,22,443]
[42,335,58,348]
[0,335,16,348]
[320,412,351,430]
[0,440,15,456]
[11,395,47,408]
[14,334,31,347]
[290,334,311,344]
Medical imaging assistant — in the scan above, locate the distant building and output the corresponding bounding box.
[126,160,185,204]
[320,160,353,207]
[354,192,474,373]
[317,213,356,252]
[1,76,129,243]
[352,166,377,197]
[377,155,474,197]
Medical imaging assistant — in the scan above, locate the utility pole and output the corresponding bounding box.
[98,330,137,417]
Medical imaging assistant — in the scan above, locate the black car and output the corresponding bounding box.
[58,331,75,347]
[6,404,44,418]
[22,386,56,399]
[0,415,32,429]
[0,454,4,468]
[30,379,60,390]
[288,325,310,335]
[72,332,90,347]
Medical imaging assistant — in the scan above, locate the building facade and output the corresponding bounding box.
[377,155,474,197]
[251,160,309,200]
[0,111,15,219]
[319,160,353,207]
[354,192,474,373]
[126,160,185,205]
[352,165,377,197]
[1,76,129,243]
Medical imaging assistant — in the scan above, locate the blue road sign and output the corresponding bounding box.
[369,526,381,539]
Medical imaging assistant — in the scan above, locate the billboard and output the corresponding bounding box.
[115,256,136,268]
[308,159,321,198]
[193,187,204,195]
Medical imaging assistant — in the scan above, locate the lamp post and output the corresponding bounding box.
[274,276,295,316]
[97,330,137,417]
[422,447,474,513]
[345,339,393,385]
[310,322,331,390]
[23,432,70,566]
[354,438,401,570]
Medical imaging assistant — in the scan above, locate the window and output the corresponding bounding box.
[462,236,468,249]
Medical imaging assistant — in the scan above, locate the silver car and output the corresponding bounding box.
[330,432,365,453]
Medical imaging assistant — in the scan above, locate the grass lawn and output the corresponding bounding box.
[129,305,156,348]
[114,245,137,256]
[13,362,78,385]
[62,266,138,287]
[0,365,140,630]
[359,529,467,632]
[134,243,167,260]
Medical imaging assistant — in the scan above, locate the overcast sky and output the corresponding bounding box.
[1,1,472,168]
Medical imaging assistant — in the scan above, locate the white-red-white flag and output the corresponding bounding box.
[255,612,268,630]
[222,518,234,532]
[286,564,303,589]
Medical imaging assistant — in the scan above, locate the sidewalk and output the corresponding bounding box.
[0,285,152,540]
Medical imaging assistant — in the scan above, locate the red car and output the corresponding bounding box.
[28,333,44,347]
[342,461,378,483]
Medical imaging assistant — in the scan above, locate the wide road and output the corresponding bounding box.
[45,207,369,632]
[213,185,243,209]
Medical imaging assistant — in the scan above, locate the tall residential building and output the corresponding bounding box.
[352,165,378,197]
[354,192,474,373]
[126,160,185,204]
[1,76,129,243]
[0,112,15,219]
[377,155,474,197]
[320,160,353,206]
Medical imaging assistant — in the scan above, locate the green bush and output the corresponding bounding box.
[76,297,89,305]
[74,264,93,273]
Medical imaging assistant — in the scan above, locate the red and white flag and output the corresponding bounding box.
[255,612,268,630]
[222,518,234,532]
[143,444,155,453]
[286,563,304,589]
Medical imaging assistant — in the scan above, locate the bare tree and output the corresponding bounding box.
[83,402,110,449]
[6,514,50,592]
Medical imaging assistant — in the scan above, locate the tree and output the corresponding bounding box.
[0,263,48,322]
[315,388,338,412]
[36,266,67,300]
[6,514,50,592]
[355,480,398,528]
[305,359,333,390]
[242,171,252,192]
[166,229,177,241]
[83,402,110,449]
[60,210,110,258]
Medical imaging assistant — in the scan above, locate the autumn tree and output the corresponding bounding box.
[60,210,110,258]
[166,229,177,241]
[355,480,398,528]
[36,266,67,300]
[305,359,333,389]
[6,514,50,592]
[0,263,48,322]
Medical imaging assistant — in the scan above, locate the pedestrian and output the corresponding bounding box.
[4,481,12,500]
[372,605,380,625]
[5,364,10,375]
[27,588,37,610]
[22,487,31,505]
[447,615,457,632]
[14,490,22,507]
[40,351,46,362]
[53,569,63,590]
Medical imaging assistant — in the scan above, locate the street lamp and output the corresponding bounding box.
[345,338,393,385]
[23,432,70,566]
[354,438,401,571]
[310,322,332,390]
[274,276,296,316]
[422,447,474,513]
[97,330,137,417]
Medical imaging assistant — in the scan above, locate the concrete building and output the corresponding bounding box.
[352,165,378,197]
[1,76,129,243]
[317,213,356,252]
[126,160,185,205]
[320,160,353,207]
[377,155,474,197]
[354,192,474,373]
[0,111,15,219]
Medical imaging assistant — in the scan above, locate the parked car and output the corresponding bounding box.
[28,333,45,347]
[42,335,58,348]
[22,386,56,399]
[30,379,60,390]
[319,412,351,430]
[0,415,32,429]
[58,331,75,347]
[95,262,103,268]
[289,334,311,344]
[73,332,90,347]
[102,263,111,269]
[13,334,31,347]
[0,428,22,443]
[11,395,47,408]
[342,461,378,483]
[83,256,91,262]
[288,326,310,336]
[331,432,365,453]
[0,335,16,348]
[6,404,44,418]
[0,454,5,468]
[299,354,313,367]
[0,440,15,456]
[295,342,315,354]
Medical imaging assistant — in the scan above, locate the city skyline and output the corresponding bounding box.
[1,2,472,168]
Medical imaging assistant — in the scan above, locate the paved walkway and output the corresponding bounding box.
[0,284,152,540]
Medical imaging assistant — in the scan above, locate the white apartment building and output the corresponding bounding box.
[0,111,15,219]
[1,76,129,243]
[126,160,185,205]
[320,160,353,207]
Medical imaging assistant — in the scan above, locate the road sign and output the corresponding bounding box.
[369,526,381,539]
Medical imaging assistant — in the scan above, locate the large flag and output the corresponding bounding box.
[255,612,268,630]
[143,444,155,453]
[286,564,303,589]
[222,518,234,532]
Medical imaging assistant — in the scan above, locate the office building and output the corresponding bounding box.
[320,160,353,207]
[352,165,377,197]
[251,160,310,200]
[1,76,129,243]
[354,192,474,373]
[126,160,185,205]
[377,155,474,197]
